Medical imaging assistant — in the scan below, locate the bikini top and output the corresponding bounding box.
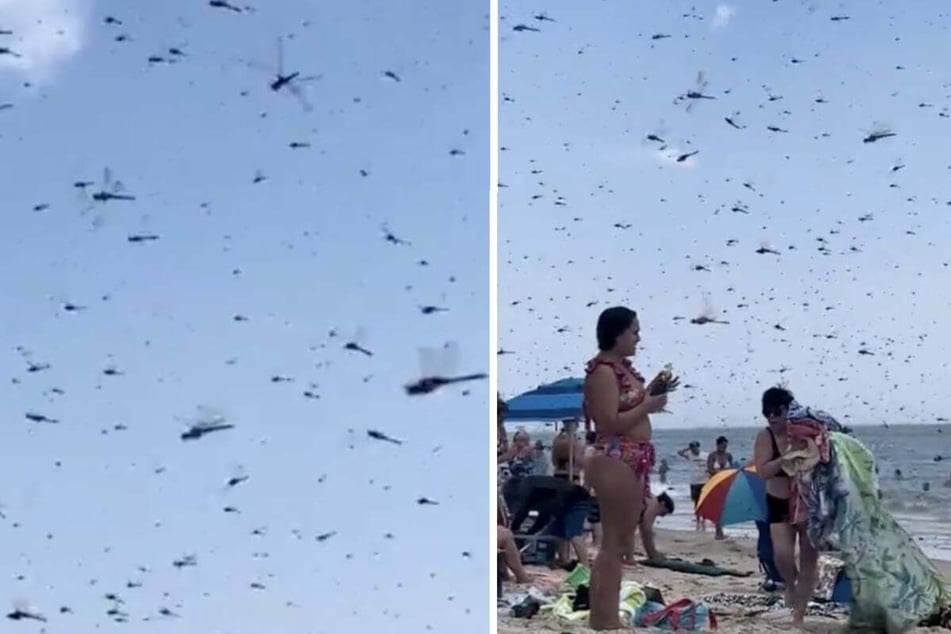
[582,357,646,434]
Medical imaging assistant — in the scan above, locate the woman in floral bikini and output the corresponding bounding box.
[583,306,678,630]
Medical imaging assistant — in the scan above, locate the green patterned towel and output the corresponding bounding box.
[831,432,951,632]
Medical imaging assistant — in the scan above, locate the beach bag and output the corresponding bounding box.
[814,554,845,601]
[634,599,717,631]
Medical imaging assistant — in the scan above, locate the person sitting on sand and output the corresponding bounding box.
[753,387,818,625]
[628,491,675,562]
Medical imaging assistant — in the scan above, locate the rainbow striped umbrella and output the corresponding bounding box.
[695,467,767,526]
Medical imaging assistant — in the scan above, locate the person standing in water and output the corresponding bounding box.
[752,387,818,625]
[707,436,733,540]
[657,458,670,484]
[583,306,678,631]
[679,441,709,531]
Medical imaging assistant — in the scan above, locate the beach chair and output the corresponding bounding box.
[508,476,592,565]
[755,520,785,590]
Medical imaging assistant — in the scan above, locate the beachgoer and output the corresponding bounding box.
[552,420,586,483]
[497,524,531,584]
[679,441,709,531]
[532,440,549,476]
[630,492,675,562]
[708,436,733,540]
[658,458,670,484]
[499,427,537,511]
[753,386,818,625]
[583,431,602,548]
[582,306,678,630]
[508,475,592,565]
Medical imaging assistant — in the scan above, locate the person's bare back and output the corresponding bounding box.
[551,427,585,479]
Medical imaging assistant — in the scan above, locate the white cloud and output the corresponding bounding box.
[0,0,91,81]
[712,4,736,28]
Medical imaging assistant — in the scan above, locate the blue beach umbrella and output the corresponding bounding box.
[504,377,584,422]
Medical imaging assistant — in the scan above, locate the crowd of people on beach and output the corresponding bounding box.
[497,415,679,569]
[497,305,951,631]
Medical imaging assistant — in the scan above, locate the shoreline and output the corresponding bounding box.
[653,519,951,564]
[499,528,951,634]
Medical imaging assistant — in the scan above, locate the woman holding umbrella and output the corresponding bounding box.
[583,307,678,630]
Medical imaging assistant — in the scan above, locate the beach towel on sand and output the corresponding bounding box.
[542,581,646,622]
[640,558,752,578]
[830,431,951,632]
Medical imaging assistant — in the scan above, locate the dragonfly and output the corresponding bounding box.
[690,294,730,325]
[178,406,234,441]
[86,168,135,203]
[755,239,782,255]
[642,119,670,150]
[863,122,896,144]
[331,326,374,357]
[405,341,487,395]
[339,427,404,453]
[246,37,321,112]
[77,167,135,227]
[7,599,46,622]
[676,71,716,112]
[224,464,250,488]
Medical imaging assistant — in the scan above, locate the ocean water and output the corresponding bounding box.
[512,424,951,561]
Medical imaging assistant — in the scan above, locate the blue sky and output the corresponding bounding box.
[499,0,951,429]
[0,1,488,631]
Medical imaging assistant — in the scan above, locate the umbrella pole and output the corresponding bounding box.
[568,420,575,479]
[569,440,573,480]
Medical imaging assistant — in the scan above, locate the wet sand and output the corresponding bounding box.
[499,528,951,634]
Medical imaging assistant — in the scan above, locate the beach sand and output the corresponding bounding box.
[499,528,951,634]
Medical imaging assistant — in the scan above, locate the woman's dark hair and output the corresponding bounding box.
[657,492,675,514]
[762,386,794,417]
[596,306,638,351]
